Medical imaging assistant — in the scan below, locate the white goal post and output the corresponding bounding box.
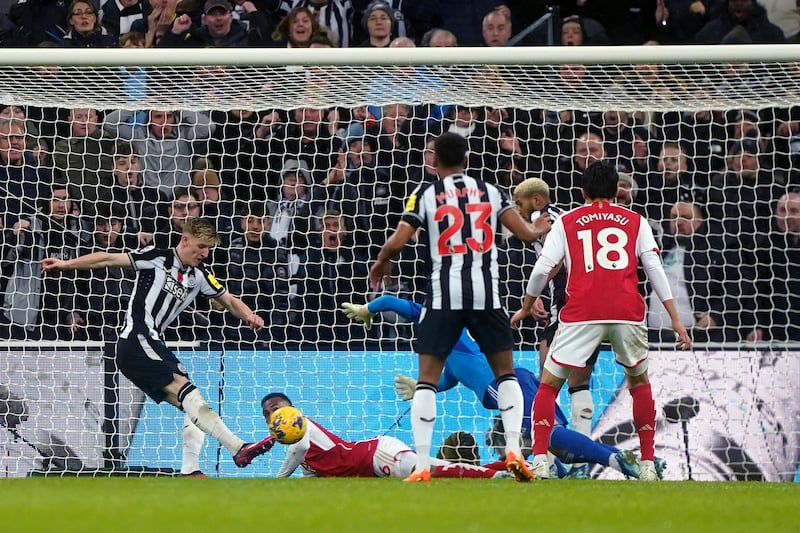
[0,45,798,481]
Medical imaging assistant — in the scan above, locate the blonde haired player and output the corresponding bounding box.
[513,176,599,477]
[41,217,274,475]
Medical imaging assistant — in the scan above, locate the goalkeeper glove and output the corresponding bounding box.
[340,302,375,329]
[394,374,417,401]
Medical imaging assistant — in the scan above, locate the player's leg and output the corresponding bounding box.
[180,413,206,476]
[534,324,605,478]
[565,348,598,477]
[407,310,460,481]
[407,353,445,478]
[470,310,531,481]
[549,426,641,478]
[118,334,272,468]
[608,323,658,480]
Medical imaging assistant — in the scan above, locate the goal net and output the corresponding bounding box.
[0,46,798,480]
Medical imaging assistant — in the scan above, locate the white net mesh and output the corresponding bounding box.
[0,47,798,480]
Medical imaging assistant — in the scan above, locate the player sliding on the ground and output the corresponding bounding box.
[342,295,663,479]
[42,217,274,475]
[260,392,515,479]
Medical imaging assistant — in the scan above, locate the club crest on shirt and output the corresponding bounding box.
[185,271,197,288]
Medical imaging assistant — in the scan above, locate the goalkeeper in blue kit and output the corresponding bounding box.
[342,295,663,479]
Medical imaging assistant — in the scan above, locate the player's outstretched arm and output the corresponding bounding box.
[214,292,264,331]
[500,208,551,243]
[41,251,132,272]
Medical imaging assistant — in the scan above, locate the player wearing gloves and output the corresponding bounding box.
[342,296,659,479]
[260,392,515,480]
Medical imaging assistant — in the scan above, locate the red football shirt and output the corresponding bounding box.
[538,201,660,324]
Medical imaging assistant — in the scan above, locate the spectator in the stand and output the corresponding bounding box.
[276,0,354,48]
[648,200,756,343]
[707,137,783,251]
[695,0,785,43]
[270,6,321,47]
[75,204,138,343]
[675,110,727,174]
[104,108,215,201]
[465,106,528,185]
[363,38,448,129]
[220,202,299,346]
[750,191,800,342]
[102,0,148,39]
[151,187,201,249]
[789,0,800,42]
[302,209,368,346]
[551,130,605,208]
[270,159,314,256]
[61,0,118,47]
[433,1,505,46]
[189,161,234,246]
[762,0,800,40]
[319,136,405,261]
[560,15,584,46]
[598,110,634,165]
[555,14,609,46]
[206,108,276,202]
[358,0,395,47]
[481,8,511,46]
[646,141,709,234]
[159,0,273,47]
[53,107,115,205]
[7,0,69,45]
[367,102,414,173]
[265,107,342,185]
[142,0,179,47]
[652,0,715,44]
[0,181,82,341]
[96,140,158,241]
[615,171,651,222]
[0,118,51,231]
[422,27,458,46]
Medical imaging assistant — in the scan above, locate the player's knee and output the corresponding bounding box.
[625,363,649,384]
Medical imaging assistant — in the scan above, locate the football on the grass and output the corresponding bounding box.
[269,406,307,444]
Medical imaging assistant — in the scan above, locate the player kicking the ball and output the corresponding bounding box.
[512,162,692,481]
[42,217,274,475]
[260,392,515,480]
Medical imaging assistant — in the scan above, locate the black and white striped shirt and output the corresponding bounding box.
[402,173,512,310]
[531,203,567,322]
[120,247,226,340]
[278,0,355,48]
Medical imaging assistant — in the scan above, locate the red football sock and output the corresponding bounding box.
[630,382,656,461]
[432,463,495,479]
[532,382,559,456]
[482,460,507,471]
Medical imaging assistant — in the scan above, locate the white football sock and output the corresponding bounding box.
[181,388,244,454]
[497,378,524,456]
[410,387,436,471]
[181,413,205,474]
[570,389,594,436]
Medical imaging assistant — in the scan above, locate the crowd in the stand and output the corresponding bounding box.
[0,0,799,347]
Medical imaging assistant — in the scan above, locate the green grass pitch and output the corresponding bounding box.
[1,477,797,532]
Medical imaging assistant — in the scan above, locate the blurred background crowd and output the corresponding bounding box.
[0,0,798,350]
